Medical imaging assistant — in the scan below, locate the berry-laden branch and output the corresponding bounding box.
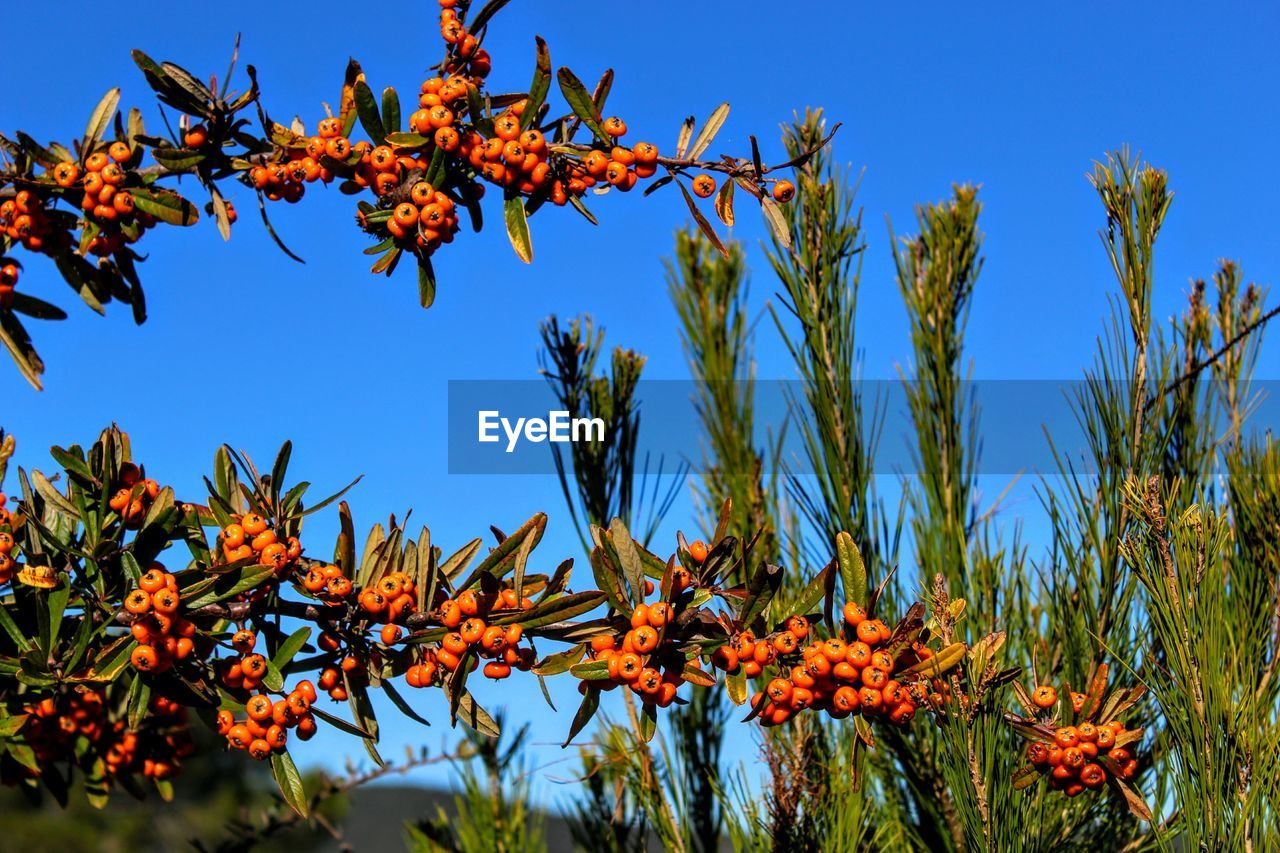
[0,427,1147,818]
[0,0,827,390]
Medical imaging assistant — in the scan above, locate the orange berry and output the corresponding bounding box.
[1032,685,1057,709]
[483,661,512,680]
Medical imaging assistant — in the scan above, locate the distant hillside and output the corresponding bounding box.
[315,785,578,852]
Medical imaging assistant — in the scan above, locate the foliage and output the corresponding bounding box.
[0,0,829,389]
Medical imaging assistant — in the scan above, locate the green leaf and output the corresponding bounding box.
[422,146,447,189]
[271,751,310,818]
[779,559,834,623]
[455,690,500,737]
[87,635,133,681]
[836,532,867,608]
[675,116,695,158]
[569,659,611,680]
[638,703,657,742]
[159,61,214,107]
[298,474,362,517]
[417,257,437,309]
[209,184,232,241]
[738,562,782,629]
[677,180,729,258]
[381,87,401,135]
[688,102,729,159]
[271,626,311,672]
[532,644,586,676]
[465,85,494,138]
[83,88,121,152]
[470,0,513,32]
[347,678,384,766]
[381,678,431,728]
[899,642,967,677]
[370,246,401,276]
[459,514,546,590]
[725,668,747,705]
[761,196,792,249]
[9,293,68,320]
[340,59,364,129]
[354,80,386,143]
[682,662,716,688]
[0,310,45,390]
[270,440,292,500]
[0,714,29,737]
[522,37,551,130]
[44,584,72,652]
[131,187,200,226]
[31,470,80,521]
[385,132,429,149]
[504,195,533,263]
[126,674,151,730]
[609,518,645,607]
[150,147,206,171]
[120,552,144,586]
[556,68,609,144]
[504,591,606,631]
[440,537,482,581]
[183,564,276,608]
[589,546,631,617]
[310,705,376,740]
[715,177,735,227]
[568,194,597,225]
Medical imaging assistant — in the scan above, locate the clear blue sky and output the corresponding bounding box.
[3,0,1278,809]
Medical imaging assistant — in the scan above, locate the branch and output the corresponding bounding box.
[1147,302,1280,412]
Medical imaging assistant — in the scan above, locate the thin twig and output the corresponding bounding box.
[1147,302,1280,412]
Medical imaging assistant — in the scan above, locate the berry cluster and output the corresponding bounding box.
[300,561,354,602]
[219,513,302,573]
[221,629,270,693]
[438,1,492,78]
[15,690,195,785]
[464,110,555,195]
[582,599,695,708]
[434,586,538,681]
[0,493,15,584]
[557,120,658,205]
[216,681,318,761]
[357,569,421,643]
[114,695,197,780]
[386,181,461,253]
[717,601,921,728]
[0,190,59,253]
[249,117,345,203]
[125,565,197,674]
[21,690,105,778]
[106,462,164,529]
[76,145,155,253]
[1026,718,1140,797]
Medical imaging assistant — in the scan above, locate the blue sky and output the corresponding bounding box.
[3,0,1278,809]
